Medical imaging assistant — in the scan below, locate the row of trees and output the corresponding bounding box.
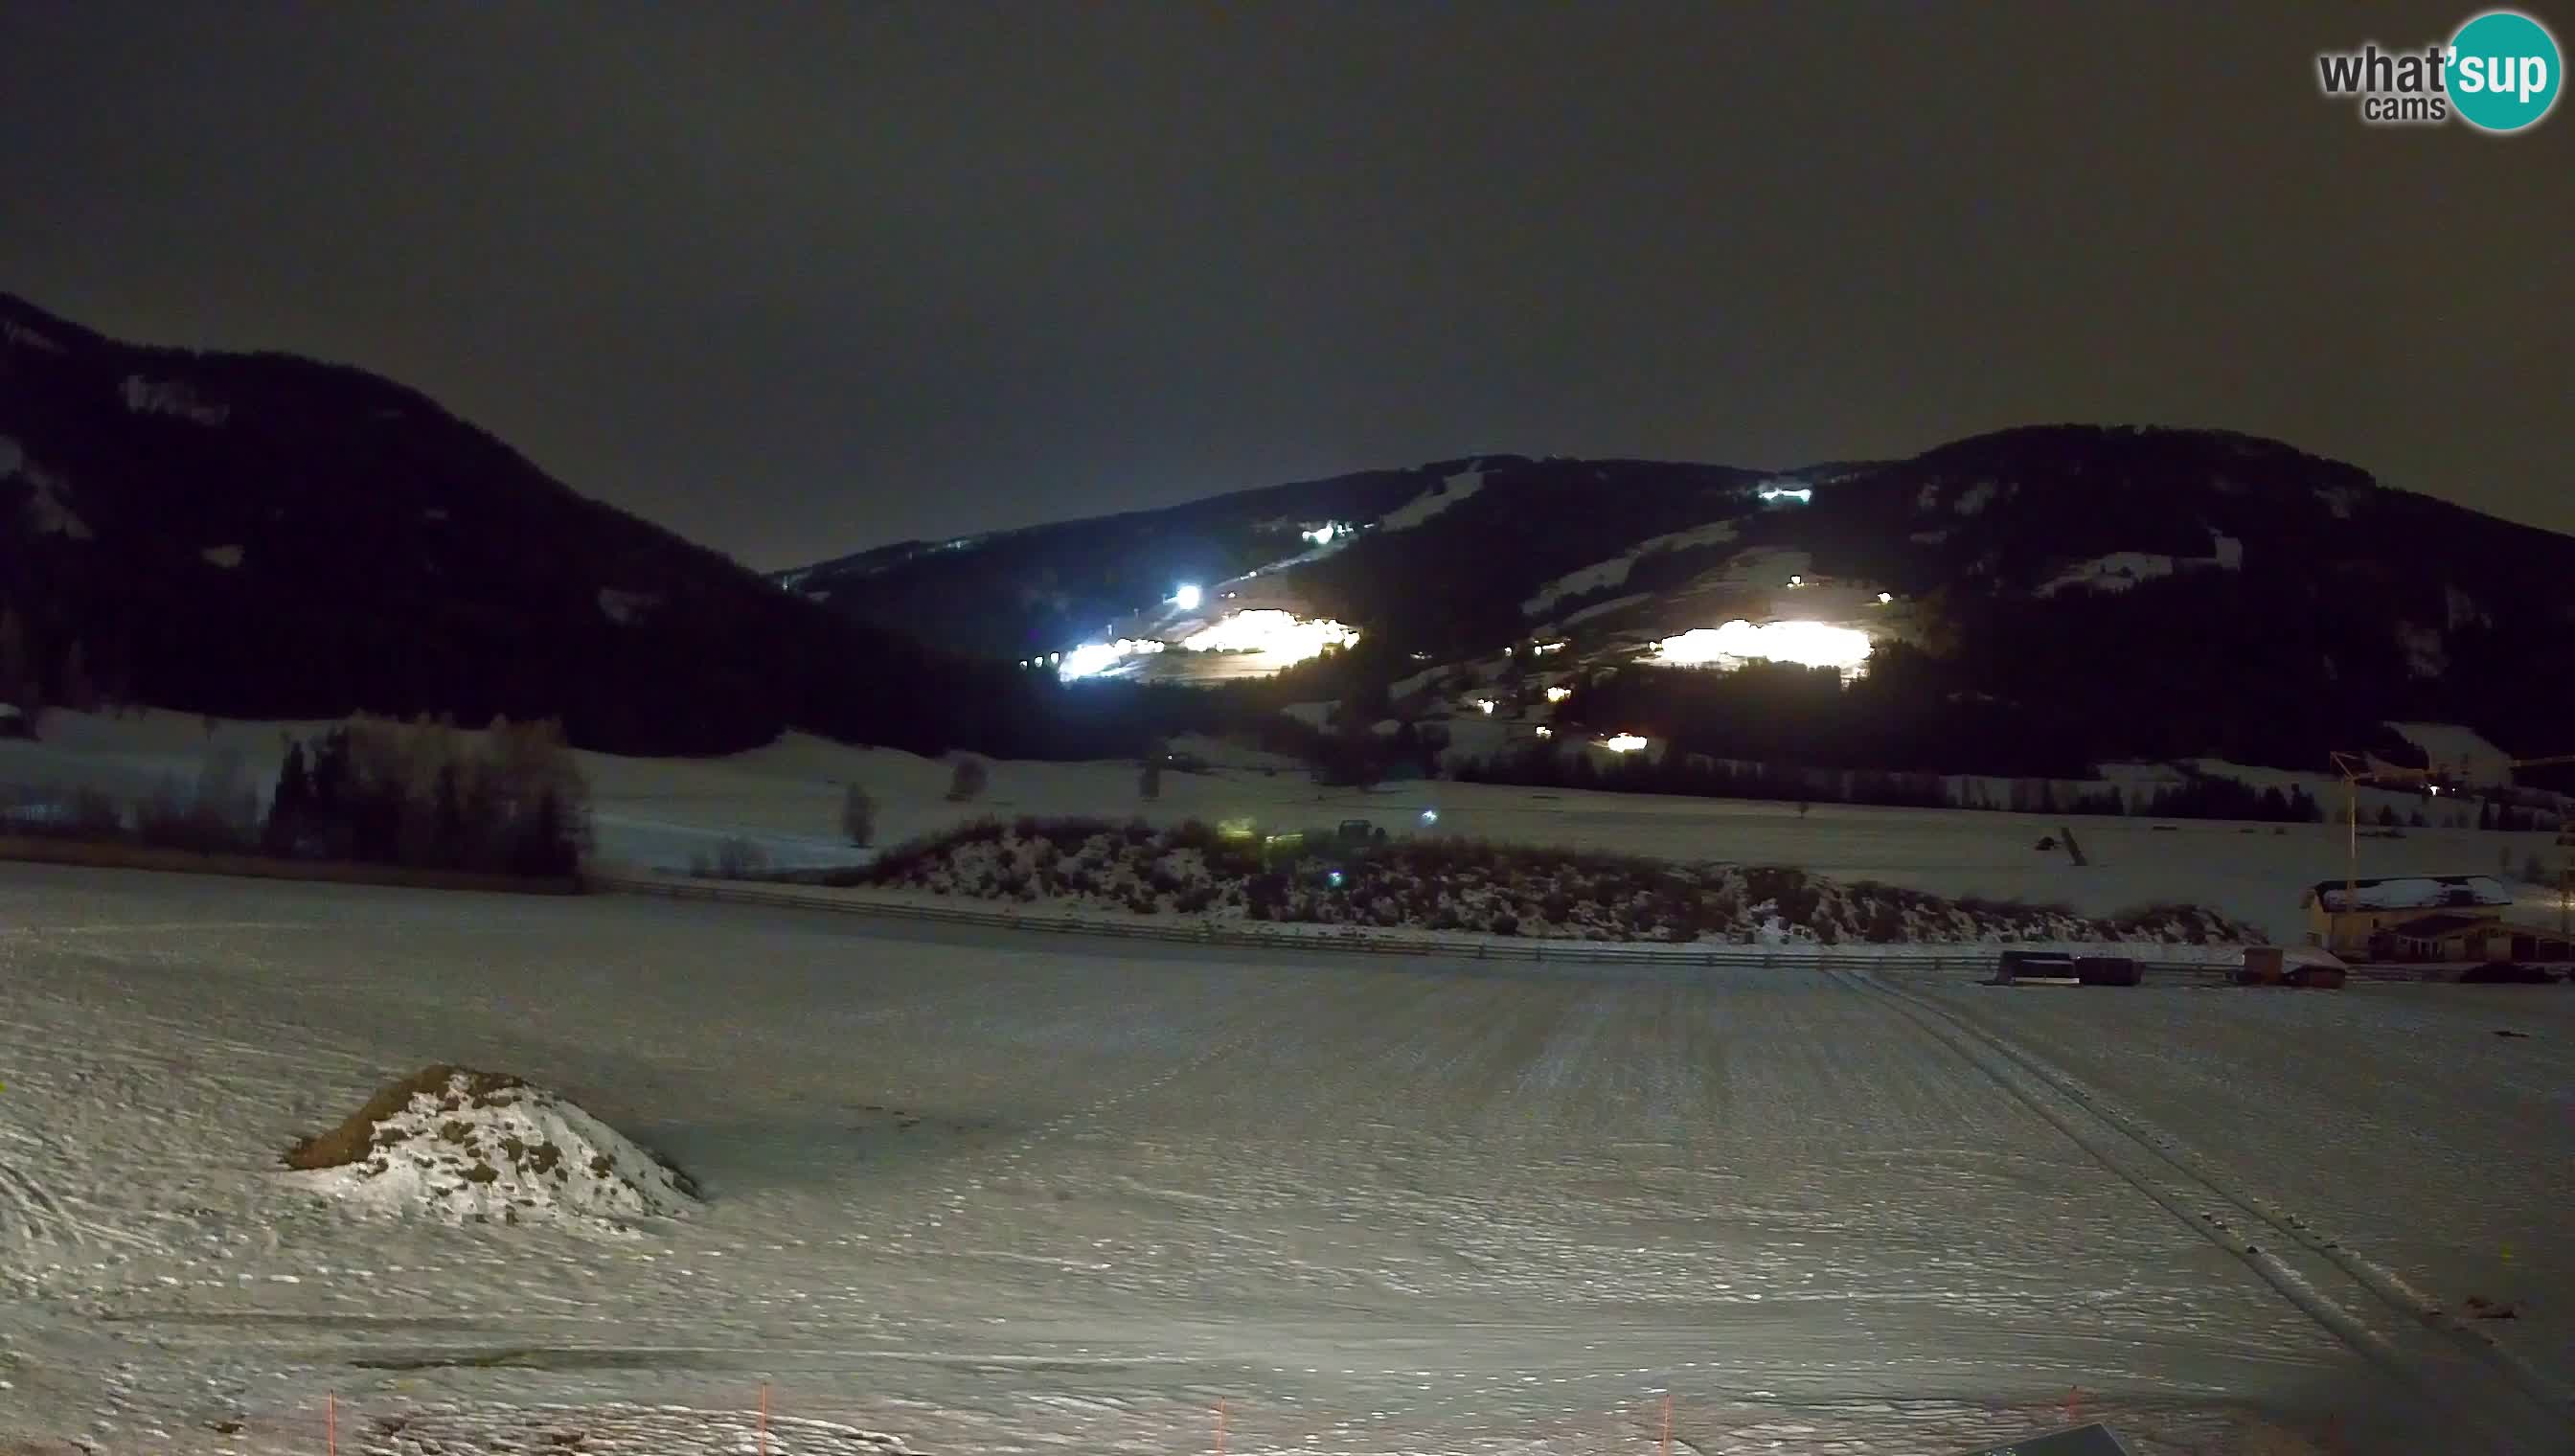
[262,716,590,876]
[0,606,119,716]
[1,712,591,878]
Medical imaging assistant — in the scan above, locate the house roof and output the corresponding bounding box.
[2304,875,2515,911]
[2389,912,2507,938]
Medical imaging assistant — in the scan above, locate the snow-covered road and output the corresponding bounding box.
[0,864,2565,1454]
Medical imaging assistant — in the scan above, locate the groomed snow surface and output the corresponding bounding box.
[4,864,2571,1454]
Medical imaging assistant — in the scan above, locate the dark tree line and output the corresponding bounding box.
[262,717,588,877]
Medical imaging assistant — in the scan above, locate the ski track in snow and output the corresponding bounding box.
[0,862,2567,1454]
[1854,971,2572,1452]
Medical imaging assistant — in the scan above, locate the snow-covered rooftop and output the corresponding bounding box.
[2304,875,2513,912]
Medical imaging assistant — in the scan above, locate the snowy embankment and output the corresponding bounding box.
[857,818,2258,945]
[15,709,2560,944]
[285,1066,697,1235]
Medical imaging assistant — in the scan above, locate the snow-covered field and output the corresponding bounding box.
[3,862,2569,1454]
[7,712,2567,944]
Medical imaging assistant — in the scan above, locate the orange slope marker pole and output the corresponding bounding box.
[1216,1397,1228,1456]
[327,1393,336,1456]
[759,1382,773,1456]
[1658,1392,1674,1456]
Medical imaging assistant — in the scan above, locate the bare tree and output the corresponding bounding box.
[946,755,988,803]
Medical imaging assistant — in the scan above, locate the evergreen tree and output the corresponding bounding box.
[59,640,98,713]
[512,789,563,877]
[263,740,312,855]
[432,763,467,867]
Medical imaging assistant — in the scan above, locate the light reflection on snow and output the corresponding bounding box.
[1650,621,1873,674]
[1180,610,1359,664]
[1058,639,1168,680]
[1059,611,1361,681]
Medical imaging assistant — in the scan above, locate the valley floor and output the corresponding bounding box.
[1,864,2568,1453]
[5,711,2570,944]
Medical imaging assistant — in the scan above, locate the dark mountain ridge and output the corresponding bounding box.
[0,292,1069,757]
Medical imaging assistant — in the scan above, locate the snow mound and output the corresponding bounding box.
[287,1067,695,1234]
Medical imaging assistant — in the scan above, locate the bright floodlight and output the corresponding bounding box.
[1650,620,1872,673]
[1544,686,1571,703]
[1173,582,1203,611]
[1878,591,1893,603]
[1603,734,1649,753]
[1420,808,1439,825]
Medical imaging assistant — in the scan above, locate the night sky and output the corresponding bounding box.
[4,3,2566,568]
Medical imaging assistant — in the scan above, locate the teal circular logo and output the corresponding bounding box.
[2450,10,2562,131]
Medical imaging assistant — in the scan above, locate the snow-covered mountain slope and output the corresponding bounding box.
[0,292,1014,757]
[783,426,2575,769]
